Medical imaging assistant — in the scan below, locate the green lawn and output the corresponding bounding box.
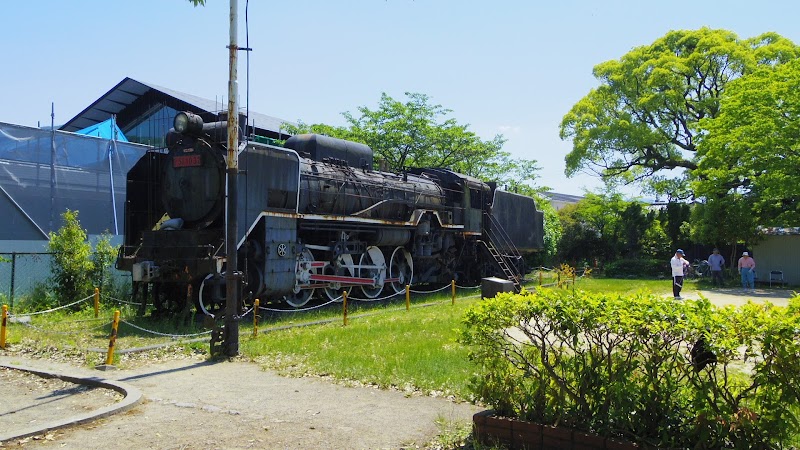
[2,276,683,400]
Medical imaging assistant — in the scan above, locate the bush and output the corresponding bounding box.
[91,232,118,294]
[602,258,666,278]
[47,210,120,309]
[459,289,800,448]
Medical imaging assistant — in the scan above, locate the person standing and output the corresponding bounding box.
[708,248,725,288]
[670,249,691,299]
[738,251,756,289]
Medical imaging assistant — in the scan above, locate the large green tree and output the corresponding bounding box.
[695,58,800,226]
[559,28,799,198]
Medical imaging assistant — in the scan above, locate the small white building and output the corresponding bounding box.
[544,192,584,211]
[752,227,800,286]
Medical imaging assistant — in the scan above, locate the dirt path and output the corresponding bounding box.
[0,353,480,449]
[678,285,793,307]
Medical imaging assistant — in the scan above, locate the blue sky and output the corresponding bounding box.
[2,1,799,196]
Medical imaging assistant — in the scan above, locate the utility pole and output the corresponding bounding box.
[223,0,240,357]
[49,103,55,233]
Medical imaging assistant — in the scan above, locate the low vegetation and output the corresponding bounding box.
[460,288,800,449]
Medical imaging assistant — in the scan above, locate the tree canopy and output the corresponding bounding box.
[559,28,799,199]
[695,58,800,225]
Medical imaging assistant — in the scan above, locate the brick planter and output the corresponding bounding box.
[473,410,640,450]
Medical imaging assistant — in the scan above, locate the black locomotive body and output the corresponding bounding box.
[116,113,544,315]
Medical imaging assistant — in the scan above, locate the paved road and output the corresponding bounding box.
[678,286,794,307]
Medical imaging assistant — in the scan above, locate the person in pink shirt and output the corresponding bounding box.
[737,251,756,289]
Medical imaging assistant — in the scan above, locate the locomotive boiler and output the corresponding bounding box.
[116,112,544,316]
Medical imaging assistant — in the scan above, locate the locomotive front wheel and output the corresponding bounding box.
[359,246,386,299]
[388,246,413,294]
[286,248,316,308]
[197,274,225,317]
[323,254,354,302]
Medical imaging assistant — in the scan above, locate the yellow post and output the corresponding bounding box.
[252,299,260,338]
[557,272,561,288]
[539,271,543,286]
[405,285,410,311]
[105,310,120,366]
[1,304,7,349]
[94,287,100,318]
[573,273,576,295]
[451,280,456,305]
[342,291,348,326]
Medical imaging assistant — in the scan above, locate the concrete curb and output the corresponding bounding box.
[0,364,143,443]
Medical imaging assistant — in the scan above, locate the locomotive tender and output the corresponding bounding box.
[116,112,544,315]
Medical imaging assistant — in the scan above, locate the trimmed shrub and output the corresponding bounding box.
[459,289,800,448]
[602,258,666,278]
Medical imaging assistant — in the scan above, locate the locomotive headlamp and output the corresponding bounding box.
[173,111,204,136]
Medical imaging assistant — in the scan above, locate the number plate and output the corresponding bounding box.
[173,154,202,168]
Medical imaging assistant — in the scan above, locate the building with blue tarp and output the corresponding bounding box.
[0,77,291,240]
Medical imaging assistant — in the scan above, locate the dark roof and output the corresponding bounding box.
[59,77,291,138]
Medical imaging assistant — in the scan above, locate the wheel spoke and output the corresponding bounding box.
[389,246,413,294]
[324,254,354,301]
[286,248,316,308]
[359,246,386,299]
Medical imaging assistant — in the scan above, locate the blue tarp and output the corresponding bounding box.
[76,118,129,142]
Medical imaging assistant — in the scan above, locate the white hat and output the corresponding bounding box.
[742,251,749,256]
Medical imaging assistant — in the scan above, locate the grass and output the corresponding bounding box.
[242,294,479,399]
[0,275,687,393]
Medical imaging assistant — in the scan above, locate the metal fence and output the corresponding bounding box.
[0,252,53,307]
[0,252,130,308]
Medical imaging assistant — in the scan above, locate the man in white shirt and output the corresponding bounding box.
[670,249,690,299]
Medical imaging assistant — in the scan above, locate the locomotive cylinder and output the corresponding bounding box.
[371,229,412,246]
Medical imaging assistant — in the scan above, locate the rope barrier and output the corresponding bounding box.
[1,268,589,354]
[7,294,94,317]
[119,319,212,338]
[104,295,142,306]
[259,298,339,312]
[346,290,405,302]
[258,281,481,312]
[410,284,452,294]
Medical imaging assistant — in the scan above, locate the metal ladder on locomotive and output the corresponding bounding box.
[480,212,524,291]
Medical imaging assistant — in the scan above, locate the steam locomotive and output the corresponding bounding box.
[116,112,544,316]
